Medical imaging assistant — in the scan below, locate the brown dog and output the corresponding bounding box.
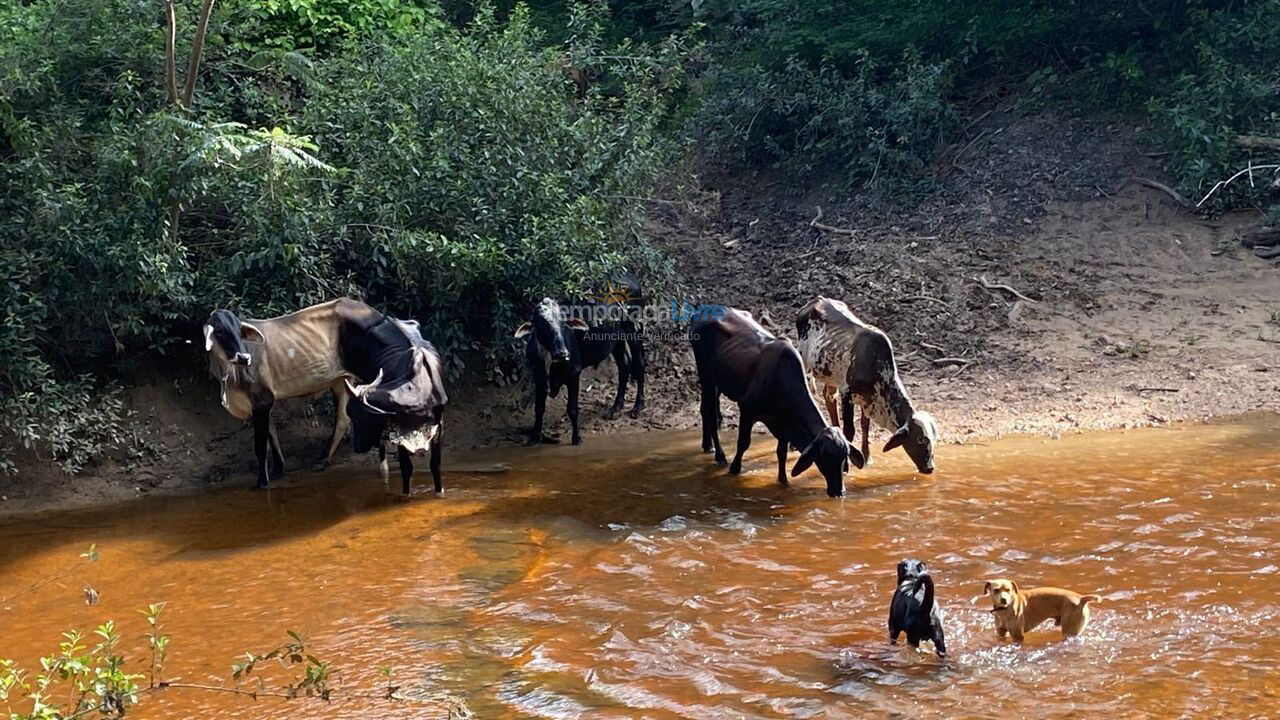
[983,579,1101,642]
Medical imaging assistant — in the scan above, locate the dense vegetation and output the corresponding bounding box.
[2,0,1278,473]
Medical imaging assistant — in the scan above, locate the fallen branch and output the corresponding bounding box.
[1195,164,1280,208]
[1233,135,1280,151]
[809,206,857,236]
[919,341,949,354]
[932,357,971,367]
[1136,387,1180,394]
[1240,226,1280,248]
[975,275,1037,303]
[1129,177,1191,208]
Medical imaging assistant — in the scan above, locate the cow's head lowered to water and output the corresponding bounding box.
[883,410,938,474]
[792,426,866,498]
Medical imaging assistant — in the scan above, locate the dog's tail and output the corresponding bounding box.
[1080,594,1102,605]
[914,573,935,615]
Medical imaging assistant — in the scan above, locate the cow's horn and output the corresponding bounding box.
[344,369,384,399]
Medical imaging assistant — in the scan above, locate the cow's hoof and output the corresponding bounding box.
[531,433,560,445]
[252,483,270,491]
[571,436,583,446]
[728,461,742,475]
[714,455,728,468]
[606,406,623,420]
[396,494,412,503]
[628,404,645,419]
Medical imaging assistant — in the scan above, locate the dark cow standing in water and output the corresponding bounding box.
[795,297,937,474]
[690,306,864,497]
[342,313,448,496]
[203,300,356,489]
[514,284,645,446]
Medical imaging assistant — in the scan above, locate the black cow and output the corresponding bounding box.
[342,314,448,496]
[513,290,645,446]
[690,306,864,497]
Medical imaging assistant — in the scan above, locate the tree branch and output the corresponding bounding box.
[181,0,218,108]
[163,1,178,105]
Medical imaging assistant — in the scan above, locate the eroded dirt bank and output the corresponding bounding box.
[3,110,1277,516]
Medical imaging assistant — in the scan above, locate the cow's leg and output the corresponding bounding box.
[860,409,873,466]
[567,373,582,445]
[315,382,351,469]
[627,332,646,418]
[840,390,857,443]
[698,382,726,467]
[267,419,286,479]
[378,442,389,480]
[252,407,273,489]
[529,359,557,444]
[824,385,840,427]
[728,410,754,475]
[396,445,413,499]
[607,342,630,420]
[429,426,444,494]
[775,437,790,486]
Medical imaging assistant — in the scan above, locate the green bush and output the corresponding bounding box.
[306,3,682,363]
[693,50,956,186]
[1149,0,1280,209]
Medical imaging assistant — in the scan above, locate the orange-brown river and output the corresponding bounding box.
[2,415,1279,718]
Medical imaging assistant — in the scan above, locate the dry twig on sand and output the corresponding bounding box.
[932,357,972,367]
[808,206,857,236]
[974,275,1037,303]
[1128,177,1192,208]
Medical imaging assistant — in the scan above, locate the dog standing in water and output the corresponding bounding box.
[984,579,1101,642]
[888,559,947,657]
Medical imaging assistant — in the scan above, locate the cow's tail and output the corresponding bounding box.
[914,573,935,615]
[1080,594,1102,606]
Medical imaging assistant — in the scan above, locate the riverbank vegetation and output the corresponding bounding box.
[2,0,1278,474]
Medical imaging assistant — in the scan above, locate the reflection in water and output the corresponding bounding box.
[1,416,1278,718]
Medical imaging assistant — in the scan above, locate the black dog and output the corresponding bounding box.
[888,558,947,657]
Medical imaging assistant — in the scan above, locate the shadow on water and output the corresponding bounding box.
[0,428,922,575]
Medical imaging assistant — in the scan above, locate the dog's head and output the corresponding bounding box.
[897,558,928,585]
[983,578,1019,612]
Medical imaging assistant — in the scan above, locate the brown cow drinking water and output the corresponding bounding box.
[690,305,864,497]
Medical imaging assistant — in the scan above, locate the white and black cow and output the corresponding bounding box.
[795,296,937,473]
[513,291,645,446]
[342,313,448,496]
[691,306,864,497]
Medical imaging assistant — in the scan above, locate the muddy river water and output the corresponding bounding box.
[2,416,1279,718]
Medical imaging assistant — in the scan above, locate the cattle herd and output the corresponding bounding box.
[203,282,934,499]
[205,287,1115,655]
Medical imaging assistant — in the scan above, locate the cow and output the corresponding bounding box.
[690,306,864,497]
[203,301,356,489]
[342,315,448,496]
[795,296,937,474]
[513,283,645,446]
